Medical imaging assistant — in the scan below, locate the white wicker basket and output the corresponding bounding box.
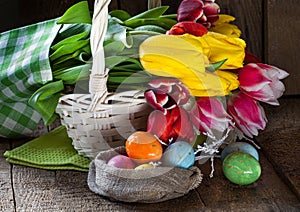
[56,0,160,159]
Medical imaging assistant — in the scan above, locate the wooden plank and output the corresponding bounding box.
[256,97,300,200]
[197,153,300,210]
[265,0,300,95]
[217,0,263,60]
[0,140,15,211]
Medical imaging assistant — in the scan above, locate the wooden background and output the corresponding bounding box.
[0,0,299,95]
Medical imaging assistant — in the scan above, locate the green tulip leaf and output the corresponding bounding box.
[124,17,177,30]
[28,80,65,126]
[51,30,90,51]
[160,14,177,19]
[57,1,92,24]
[134,25,166,34]
[54,64,91,84]
[104,40,125,57]
[206,59,228,72]
[54,24,91,44]
[50,39,90,61]
[108,76,152,84]
[105,56,143,70]
[109,10,131,21]
[125,6,169,21]
[105,17,133,48]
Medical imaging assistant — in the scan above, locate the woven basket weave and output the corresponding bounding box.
[56,0,160,159]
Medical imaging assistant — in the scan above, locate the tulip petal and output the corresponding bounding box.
[178,0,204,22]
[211,14,242,38]
[239,63,289,105]
[167,21,208,37]
[228,92,268,138]
[140,34,207,79]
[190,97,231,133]
[203,2,220,16]
[144,89,169,113]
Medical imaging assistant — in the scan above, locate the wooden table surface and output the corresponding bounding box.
[1,97,300,211]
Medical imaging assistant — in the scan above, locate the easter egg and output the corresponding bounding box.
[126,131,163,164]
[221,142,259,161]
[134,164,155,170]
[161,141,195,169]
[223,152,261,185]
[107,155,136,169]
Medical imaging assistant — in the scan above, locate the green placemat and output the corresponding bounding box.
[4,126,91,172]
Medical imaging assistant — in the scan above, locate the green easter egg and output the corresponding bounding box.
[223,152,261,185]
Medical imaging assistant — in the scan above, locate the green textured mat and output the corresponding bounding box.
[4,126,91,172]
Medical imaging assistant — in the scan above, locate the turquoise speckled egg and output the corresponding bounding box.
[221,142,259,161]
[223,152,261,185]
[161,141,195,169]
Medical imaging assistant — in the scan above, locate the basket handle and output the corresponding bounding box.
[148,0,161,9]
[88,0,162,111]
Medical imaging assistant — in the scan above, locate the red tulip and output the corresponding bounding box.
[227,92,268,138]
[190,97,232,135]
[238,63,289,105]
[144,78,191,114]
[147,107,194,145]
[167,21,208,36]
[178,0,220,28]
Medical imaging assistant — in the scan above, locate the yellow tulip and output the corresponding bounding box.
[211,14,242,38]
[179,33,246,69]
[181,70,239,96]
[139,34,209,77]
[139,34,240,97]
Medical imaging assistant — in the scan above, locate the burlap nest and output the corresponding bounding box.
[87,147,203,203]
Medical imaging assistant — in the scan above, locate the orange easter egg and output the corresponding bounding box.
[125,131,163,164]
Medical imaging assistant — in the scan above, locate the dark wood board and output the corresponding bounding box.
[197,154,300,211]
[265,0,300,95]
[256,97,300,200]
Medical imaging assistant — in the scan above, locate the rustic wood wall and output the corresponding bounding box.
[0,0,299,95]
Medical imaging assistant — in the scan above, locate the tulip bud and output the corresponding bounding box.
[167,21,208,37]
[238,63,289,105]
[178,0,220,28]
[144,78,191,114]
[147,107,194,145]
[227,92,268,138]
[190,97,232,135]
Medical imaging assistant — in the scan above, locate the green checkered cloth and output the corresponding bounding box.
[0,19,61,138]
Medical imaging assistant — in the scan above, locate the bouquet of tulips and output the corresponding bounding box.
[140,0,289,146]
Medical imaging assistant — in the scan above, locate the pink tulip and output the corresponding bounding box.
[144,78,190,114]
[147,107,195,145]
[238,63,289,105]
[167,21,208,36]
[190,97,232,135]
[227,92,268,138]
[178,0,220,28]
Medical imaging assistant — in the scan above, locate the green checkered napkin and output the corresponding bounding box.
[0,19,61,138]
[4,125,91,172]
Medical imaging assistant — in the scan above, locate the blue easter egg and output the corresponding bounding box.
[162,141,195,169]
[221,142,259,161]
